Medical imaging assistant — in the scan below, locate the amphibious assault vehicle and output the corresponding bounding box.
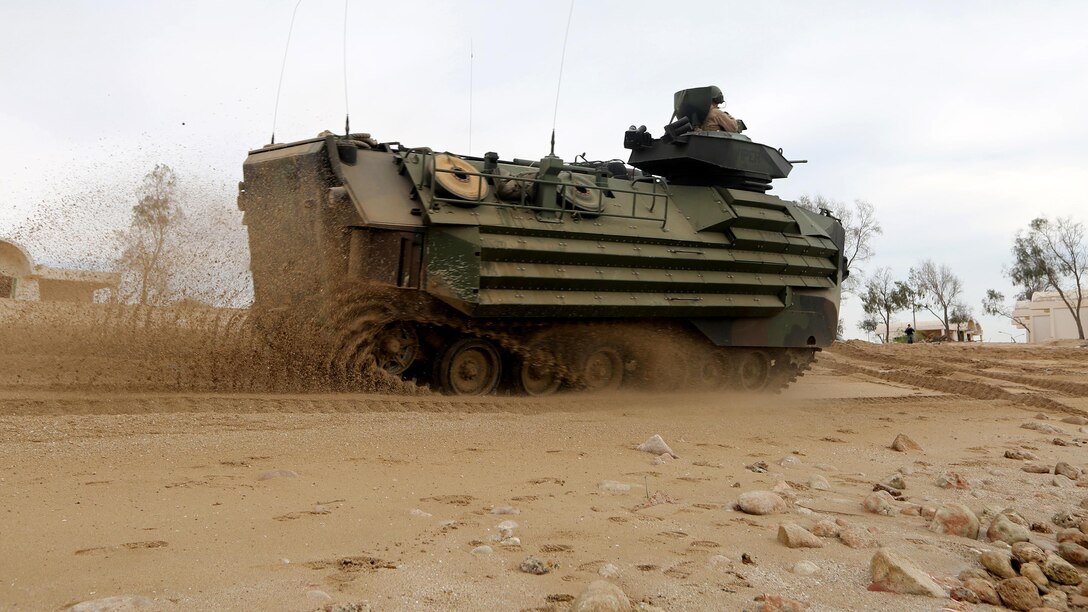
[238,86,847,395]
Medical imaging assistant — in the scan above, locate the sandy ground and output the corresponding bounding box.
[3,305,1088,611]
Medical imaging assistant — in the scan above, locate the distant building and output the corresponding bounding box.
[876,318,983,343]
[1012,291,1088,342]
[0,239,118,302]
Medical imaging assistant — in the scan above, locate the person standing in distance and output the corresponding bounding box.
[905,325,915,344]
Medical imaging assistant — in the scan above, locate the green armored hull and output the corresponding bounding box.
[239,90,845,395]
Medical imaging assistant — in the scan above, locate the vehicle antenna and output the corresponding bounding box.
[469,38,474,154]
[270,0,305,145]
[549,0,576,156]
[342,0,351,136]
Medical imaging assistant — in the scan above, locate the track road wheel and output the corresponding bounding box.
[438,338,502,395]
[372,323,420,376]
[737,350,771,391]
[580,346,624,392]
[697,350,730,390]
[518,347,562,396]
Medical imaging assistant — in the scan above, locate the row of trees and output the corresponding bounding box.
[858,262,972,342]
[854,216,1087,343]
[794,194,1087,343]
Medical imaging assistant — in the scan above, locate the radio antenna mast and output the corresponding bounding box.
[469,38,474,155]
[270,0,305,145]
[342,0,351,136]
[549,0,576,156]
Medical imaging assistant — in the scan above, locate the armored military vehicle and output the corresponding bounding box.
[238,86,847,395]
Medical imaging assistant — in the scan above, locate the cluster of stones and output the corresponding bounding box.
[734,428,1088,611]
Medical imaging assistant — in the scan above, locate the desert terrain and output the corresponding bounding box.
[3,302,1088,611]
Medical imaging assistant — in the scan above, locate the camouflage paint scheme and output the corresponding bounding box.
[239,93,844,351]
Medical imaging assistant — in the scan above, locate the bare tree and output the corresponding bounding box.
[1008,216,1087,339]
[860,267,911,343]
[796,195,882,291]
[909,260,964,338]
[115,164,182,305]
[982,289,1029,330]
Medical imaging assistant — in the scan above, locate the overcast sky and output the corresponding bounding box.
[2,1,1087,340]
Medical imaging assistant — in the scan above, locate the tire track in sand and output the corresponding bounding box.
[822,348,1087,416]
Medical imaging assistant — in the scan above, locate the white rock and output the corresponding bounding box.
[572,580,631,612]
[491,505,520,515]
[501,537,521,546]
[258,469,298,480]
[1022,421,1063,434]
[409,508,432,518]
[598,563,621,578]
[792,560,820,576]
[636,434,678,458]
[496,520,519,531]
[306,590,332,602]
[778,455,802,467]
[598,480,632,494]
[737,490,787,515]
[471,545,493,555]
[808,475,831,490]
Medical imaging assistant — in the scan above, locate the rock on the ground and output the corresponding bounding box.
[1057,462,1083,480]
[599,480,632,494]
[571,580,631,612]
[996,576,1043,611]
[778,523,824,549]
[636,434,678,458]
[868,548,945,597]
[1058,541,1088,567]
[988,514,1032,545]
[1058,528,1088,547]
[980,551,1018,579]
[1019,562,1049,589]
[885,474,907,490]
[491,505,520,515]
[1044,551,1082,585]
[1005,449,1038,460]
[778,455,802,467]
[1012,541,1048,565]
[1041,590,1069,610]
[737,491,787,515]
[792,561,819,576]
[891,433,922,452]
[746,461,769,473]
[963,578,1001,606]
[1062,416,1088,425]
[519,555,550,575]
[936,471,970,489]
[750,594,810,611]
[1023,462,1053,474]
[949,586,979,603]
[598,563,620,578]
[258,469,298,480]
[808,475,831,491]
[1053,510,1087,529]
[471,545,493,555]
[929,503,980,539]
[839,526,878,549]
[863,491,898,516]
[1022,421,1063,434]
[69,596,156,611]
[810,519,840,538]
